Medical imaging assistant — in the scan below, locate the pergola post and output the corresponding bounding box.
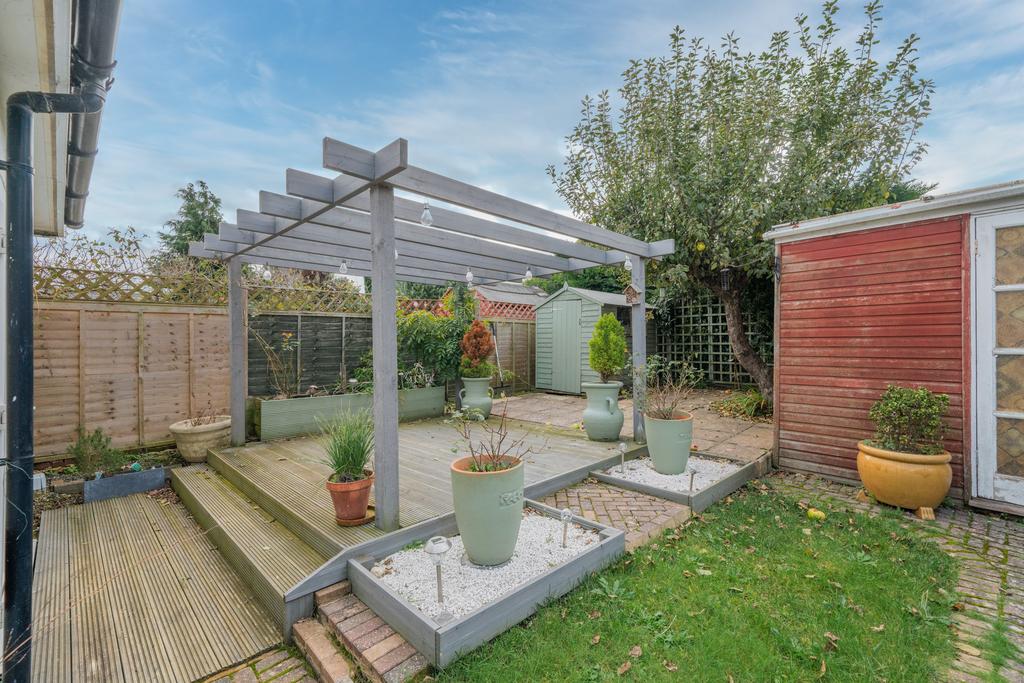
[227,257,247,446]
[370,184,400,531]
[629,255,646,443]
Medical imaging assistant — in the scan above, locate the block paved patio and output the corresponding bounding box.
[205,648,314,683]
[771,472,1024,683]
[495,388,772,462]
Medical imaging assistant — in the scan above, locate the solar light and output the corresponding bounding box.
[338,259,349,275]
[623,258,633,272]
[560,508,573,548]
[688,465,696,492]
[618,442,627,474]
[465,268,474,283]
[420,202,433,227]
[424,536,451,603]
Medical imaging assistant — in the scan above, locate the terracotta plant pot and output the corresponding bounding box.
[168,415,231,463]
[326,469,374,524]
[450,455,524,565]
[644,411,694,475]
[856,441,951,510]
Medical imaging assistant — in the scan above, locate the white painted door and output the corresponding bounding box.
[975,209,1024,506]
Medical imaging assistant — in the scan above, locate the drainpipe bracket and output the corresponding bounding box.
[0,160,33,174]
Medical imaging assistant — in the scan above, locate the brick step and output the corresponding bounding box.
[314,581,429,683]
[293,619,354,683]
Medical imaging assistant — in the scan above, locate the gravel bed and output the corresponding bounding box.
[373,511,599,620]
[602,455,742,493]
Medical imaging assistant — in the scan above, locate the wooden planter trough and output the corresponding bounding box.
[255,385,445,441]
[590,451,770,513]
[347,499,625,668]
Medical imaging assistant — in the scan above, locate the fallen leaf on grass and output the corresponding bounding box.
[591,634,601,645]
[617,661,632,676]
[589,610,601,619]
[629,645,642,658]
[819,658,827,676]
[824,632,839,651]
[697,568,712,576]
[871,624,885,632]
[953,602,965,611]
[663,660,678,672]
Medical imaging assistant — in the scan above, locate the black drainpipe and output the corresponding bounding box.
[1,2,118,678]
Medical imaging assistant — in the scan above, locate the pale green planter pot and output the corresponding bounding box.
[450,456,524,565]
[459,377,493,419]
[581,381,624,442]
[645,412,694,475]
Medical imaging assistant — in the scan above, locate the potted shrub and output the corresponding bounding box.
[582,313,628,441]
[459,320,496,419]
[637,356,699,475]
[449,403,531,565]
[169,410,231,463]
[320,411,376,525]
[858,385,951,516]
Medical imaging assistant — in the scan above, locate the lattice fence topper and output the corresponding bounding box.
[34,265,227,305]
[478,299,535,321]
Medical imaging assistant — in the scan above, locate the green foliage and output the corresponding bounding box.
[527,266,628,295]
[548,2,934,400]
[397,281,448,299]
[886,178,937,204]
[67,427,124,474]
[459,356,496,379]
[319,411,374,482]
[440,484,958,682]
[157,180,223,257]
[588,313,628,382]
[868,384,950,455]
[710,388,772,421]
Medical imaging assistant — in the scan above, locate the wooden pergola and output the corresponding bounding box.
[190,137,674,531]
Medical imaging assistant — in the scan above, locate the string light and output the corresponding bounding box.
[465,268,474,284]
[338,259,349,275]
[623,258,633,272]
[420,202,433,227]
[522,266,533,284]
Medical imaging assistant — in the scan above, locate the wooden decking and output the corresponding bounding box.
[32,494,280,683]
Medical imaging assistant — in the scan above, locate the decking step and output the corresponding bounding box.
[171,464,326,630]
[315,583,429,683]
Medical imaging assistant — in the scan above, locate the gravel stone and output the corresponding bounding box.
[602,455,741,493]
[375,511,600,620]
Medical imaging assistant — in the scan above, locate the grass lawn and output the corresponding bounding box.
[439,480,958,682]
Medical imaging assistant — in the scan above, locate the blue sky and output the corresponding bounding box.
[82,0,1024,246]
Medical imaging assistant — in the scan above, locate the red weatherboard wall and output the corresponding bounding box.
[775,214,970,495]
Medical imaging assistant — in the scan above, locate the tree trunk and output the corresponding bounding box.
[706,277,774,404]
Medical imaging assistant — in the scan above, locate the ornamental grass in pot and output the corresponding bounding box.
[582,313,628,441]
[319,411,375,525]
[636,356,700,475]
[459,320,496,419]
[858,385,951,514]
[449,404,531,565]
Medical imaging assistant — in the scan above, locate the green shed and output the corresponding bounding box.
[534,285,651,394]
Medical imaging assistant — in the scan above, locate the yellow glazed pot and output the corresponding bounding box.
[856,440,952,510]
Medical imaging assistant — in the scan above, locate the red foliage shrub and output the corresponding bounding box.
[460,320,495,363]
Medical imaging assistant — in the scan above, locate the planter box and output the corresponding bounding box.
[590,451,769,513]
[83,467,167,503]
[348,499,624,668]
[256,386,445,441]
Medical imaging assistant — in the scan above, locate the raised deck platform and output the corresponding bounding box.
[170,417,635,635]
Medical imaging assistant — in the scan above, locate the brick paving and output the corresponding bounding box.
[542,478,691,550]
[205,648,314,683]
[771,472,1024,682]
[496,388,773,463]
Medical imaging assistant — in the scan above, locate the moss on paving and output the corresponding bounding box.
[439,481,958,682]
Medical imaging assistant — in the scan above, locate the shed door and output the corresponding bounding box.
[551,300,581,394]
[975,209,1024,506]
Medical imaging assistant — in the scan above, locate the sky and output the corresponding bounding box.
[79,0,1024,247]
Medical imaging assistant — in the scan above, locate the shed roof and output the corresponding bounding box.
[538,284,653,309]
[764,179,1024,244]
[472,282,548,305]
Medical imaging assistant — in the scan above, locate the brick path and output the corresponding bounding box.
[771,472,1024,682]
[542,478,691,550]
[205,649,314,683]
[496,388,772,463]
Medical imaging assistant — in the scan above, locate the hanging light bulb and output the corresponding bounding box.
[338,259,349,275]
[420,202,433,227]
[623,258,633,272]
[394,248,399,261]
[261,266,272,281]
[465,268,474,284]
[522,266,533,285]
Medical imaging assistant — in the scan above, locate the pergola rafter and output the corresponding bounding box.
[191,137,673,532]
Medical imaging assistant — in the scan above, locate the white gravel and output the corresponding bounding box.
[373,511,599,621]
[602,455,742,493]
